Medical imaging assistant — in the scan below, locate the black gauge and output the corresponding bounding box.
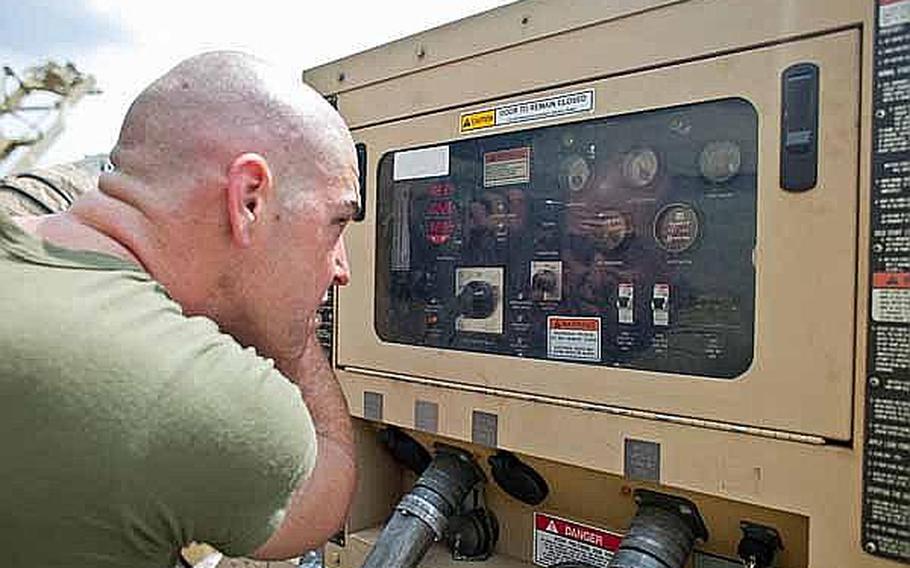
[654,203,700,253]
[621,148,660,188]
[593,209,633,252]
[698,140,742,183]
[559,155,591,193]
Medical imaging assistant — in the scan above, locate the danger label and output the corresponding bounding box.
[533,512,622,568]
[547,316,601,362]
[873,272,910,323]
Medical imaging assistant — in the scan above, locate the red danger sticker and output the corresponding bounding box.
[533,512,622,568]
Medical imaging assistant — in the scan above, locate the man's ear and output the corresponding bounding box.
[226,153,273,247]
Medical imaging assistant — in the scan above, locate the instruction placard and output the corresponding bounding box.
[864,2,910,563]
[461,90,595,133]
[547,316,601,362]
[533,512,622,568]
[484,147,531,187]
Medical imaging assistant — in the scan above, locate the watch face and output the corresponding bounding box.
[698,140,742,184]
[654,203,700,253]
[621,147,660,188]
[560,154,591,192]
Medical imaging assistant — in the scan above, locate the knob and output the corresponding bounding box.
[458,280,497,319]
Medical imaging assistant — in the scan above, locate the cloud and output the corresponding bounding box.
[24,1,514,166]
[0,0,128,61]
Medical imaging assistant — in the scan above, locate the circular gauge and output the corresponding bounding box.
[621,148,660,188]
[698,140,742,183]
[559,155,591,192]
[592,209,633,252]
[653,203,700,253]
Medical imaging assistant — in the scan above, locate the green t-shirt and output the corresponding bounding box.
[0,212,317,566]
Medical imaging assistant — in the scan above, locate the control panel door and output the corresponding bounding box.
[339,30,859,440]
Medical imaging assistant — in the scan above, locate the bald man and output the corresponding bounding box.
[0,52,358,566]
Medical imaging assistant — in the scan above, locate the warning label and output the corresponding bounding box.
[533,512,622,568]
[873,272,910,323]
[462,110,495,132]
[484,147,531,187]
[460,89,595,133]
[547,316,601,362]
[881,0,910,27]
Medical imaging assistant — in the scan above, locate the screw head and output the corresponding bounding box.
[337,72,346,83]
[865,541,878,554]
[870,376,881,388]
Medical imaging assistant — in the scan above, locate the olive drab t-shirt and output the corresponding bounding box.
[0,211,317,567]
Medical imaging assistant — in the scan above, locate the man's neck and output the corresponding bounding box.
[14,210,144,269]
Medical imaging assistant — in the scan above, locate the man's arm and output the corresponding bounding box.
[251,326,357,560]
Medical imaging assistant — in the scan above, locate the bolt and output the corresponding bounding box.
[865,541,878,554]
[870,376,881,388]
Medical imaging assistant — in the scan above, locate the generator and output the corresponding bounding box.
[302,1,909,567]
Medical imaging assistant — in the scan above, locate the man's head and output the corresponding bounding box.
[95,51,359,356]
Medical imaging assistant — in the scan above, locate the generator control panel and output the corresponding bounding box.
[375,98,757,379]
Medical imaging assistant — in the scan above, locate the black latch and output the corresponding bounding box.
[780,63,820,191]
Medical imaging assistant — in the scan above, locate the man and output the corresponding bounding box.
[0,52,358,566]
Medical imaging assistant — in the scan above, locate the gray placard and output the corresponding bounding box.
[414,400,439,433]
[363,391,383,421]
[624,438,661,482]
[472,411,498,447]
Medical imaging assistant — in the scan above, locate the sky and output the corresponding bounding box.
[0,0,515,166]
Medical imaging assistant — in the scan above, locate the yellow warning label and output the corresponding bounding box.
[460,110,495,132]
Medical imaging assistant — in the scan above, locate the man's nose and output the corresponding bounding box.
[332,238,351,286]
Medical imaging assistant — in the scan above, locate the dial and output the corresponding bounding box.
[559,155,591,193]
[654,203,700,253]
[698,140,742,184]
[621,148,660,188]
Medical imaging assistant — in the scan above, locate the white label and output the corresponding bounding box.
[455,267,504,334]
[484,147,531,187]
[652,284,670,327]
[873,288,910,323]
[497,90,595,127]
[547,316,601,362]
[618,283,634,325]
[393,146,450,181]
[881,0,910,27]
[533,512,622,568]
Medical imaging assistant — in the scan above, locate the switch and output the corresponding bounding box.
[618,283,634,324]
[652,284,670,327]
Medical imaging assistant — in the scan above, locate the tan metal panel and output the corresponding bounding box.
[309,0,867,129]
[337,372,880,567]
[337,31,860,440]
[304,0,679,94]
